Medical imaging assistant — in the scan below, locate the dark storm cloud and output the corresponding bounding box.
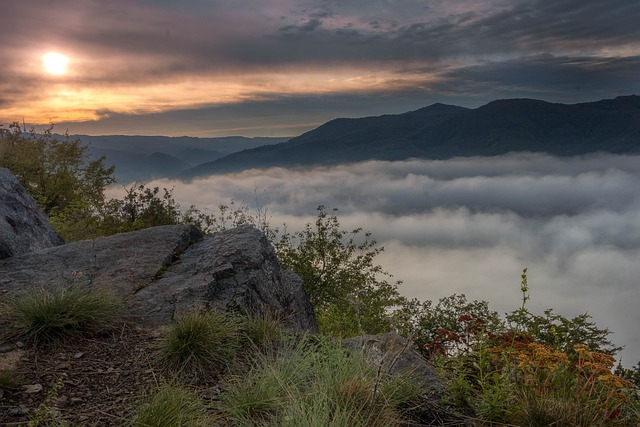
[432,55,640,101]
[4,0,640,72]
[271,0,640,62]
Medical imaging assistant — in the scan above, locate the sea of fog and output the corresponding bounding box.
[109,152,640,365]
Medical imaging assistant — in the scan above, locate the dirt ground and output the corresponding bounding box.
[1,324,165,426]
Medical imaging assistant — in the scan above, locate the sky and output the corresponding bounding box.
[2,0,639,137]
[106,152,640,364]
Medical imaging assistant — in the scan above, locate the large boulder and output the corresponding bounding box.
[0,224,318,332]
[0,167,64,259]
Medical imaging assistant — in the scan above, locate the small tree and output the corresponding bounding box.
[0,122,115,216]
[98,184,182,235]
[393,294,503,358]
[0,123,115,241]
[275,206,404,336]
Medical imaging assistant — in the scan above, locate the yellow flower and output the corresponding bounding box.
[597,373,634,390]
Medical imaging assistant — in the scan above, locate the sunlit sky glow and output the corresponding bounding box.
[42,52,69,75]
[1,0,639,136]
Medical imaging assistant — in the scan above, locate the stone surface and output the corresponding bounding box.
[0,167,64,259]
[343,332,444,399]
[131,225,318,331]
[0,223,318,332]
[341,333,469,424]
[0,224,202,299]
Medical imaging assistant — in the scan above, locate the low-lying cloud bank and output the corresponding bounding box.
[110,153,640,364]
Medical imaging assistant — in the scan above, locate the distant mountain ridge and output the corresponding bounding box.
[77,135,288,182]
[181,95,640,179]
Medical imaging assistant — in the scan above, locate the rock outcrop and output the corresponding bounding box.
[343,333,464,425]
[343,332,444,399]
[0,224,318,332]
[0,167,64,259]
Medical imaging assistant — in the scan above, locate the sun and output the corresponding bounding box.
[42,52,69,75]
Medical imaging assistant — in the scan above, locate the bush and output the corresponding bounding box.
[157,309,242,379]
[430,270,640,426]
[0,284,122,347]
[275,206,405,337]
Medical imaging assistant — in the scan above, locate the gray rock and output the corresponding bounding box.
[343,332,444,398]
[0,224,317,333]
[0,224,202,298]
[131,225,318,331]
[0,167,64,259]
[342,333,466,425]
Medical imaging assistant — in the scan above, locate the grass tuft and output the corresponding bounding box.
[157,309,242,379]
[217,334,422,426]
[0,284,122,347]
[241,312,288,351]
[133,384,212,427]
[0,370,20,390]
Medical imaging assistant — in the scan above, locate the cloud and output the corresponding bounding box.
[433,54,640,101]
[112,152,640,363]
[2,0,639,134]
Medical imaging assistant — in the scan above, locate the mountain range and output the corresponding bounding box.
[81,135,287,182]
[81,95,640,182]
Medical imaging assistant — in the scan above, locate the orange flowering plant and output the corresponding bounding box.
[423,269,639,425]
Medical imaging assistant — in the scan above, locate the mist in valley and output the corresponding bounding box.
[108,152,640,364]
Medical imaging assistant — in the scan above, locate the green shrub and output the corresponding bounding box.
[275,206,404,337]
[133,384,212,427]
[431,270,640,426]
[157,309,242,379]
[0,284,122,346]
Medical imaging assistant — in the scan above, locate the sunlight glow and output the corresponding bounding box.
[6,68,441,125]
[43,52,69,75]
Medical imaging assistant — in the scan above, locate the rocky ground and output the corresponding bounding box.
[0,324,170,426]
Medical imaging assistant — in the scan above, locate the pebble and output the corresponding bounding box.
[23,383,43,394]
[7,406,28,416]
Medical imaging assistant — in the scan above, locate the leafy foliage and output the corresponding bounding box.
[393,294,503,359]
[98,184,182,235]
[202,203,405,338]
[274,206,404,337]
[0,123,116,241]
[506,308,623,359]
[0,123,209,241]
[0,123,115,216]
[423,270,640,425]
